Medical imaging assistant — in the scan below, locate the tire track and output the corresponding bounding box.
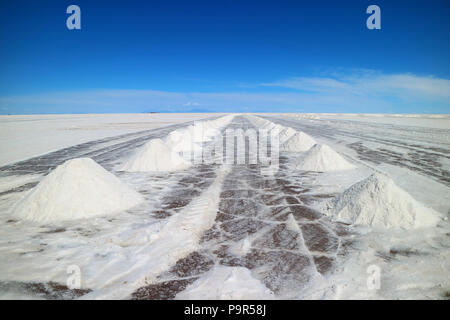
[132,116,354,299]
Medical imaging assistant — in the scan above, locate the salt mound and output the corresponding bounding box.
[281,131,316,152]
[13,158,144,222]
[121,138,191,172]
[329,173,441,229]
[296,144,355,172]
[176,266,274,300]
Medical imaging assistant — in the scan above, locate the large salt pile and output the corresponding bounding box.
[120,138,191,172]
[296,144,355,172]
[176,266,274,300]
[329,173,441,229]
[281,131,316,152]
[13,158,144,222]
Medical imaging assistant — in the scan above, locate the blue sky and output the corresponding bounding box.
[0,0,449,114]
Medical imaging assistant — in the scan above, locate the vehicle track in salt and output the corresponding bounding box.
[132,116,355,300]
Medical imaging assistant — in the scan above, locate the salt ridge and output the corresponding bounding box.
[121,115,235,172]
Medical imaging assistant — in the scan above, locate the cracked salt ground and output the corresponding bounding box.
[132,116,355,299]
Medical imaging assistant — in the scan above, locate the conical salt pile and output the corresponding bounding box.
[13,158,144,222]
[120,138,191,172]
[296,144,355,172]
[329,173,441,229]
[281,131,316,152]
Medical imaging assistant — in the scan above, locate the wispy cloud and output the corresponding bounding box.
[1,70,449,114]
[262,71,450,100]
[183,101,201,107]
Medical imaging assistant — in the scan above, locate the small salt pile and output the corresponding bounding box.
[296,144,355,172]
[120,138,191,172]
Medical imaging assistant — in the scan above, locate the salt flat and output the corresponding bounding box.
[0,113,448,300]
[0,113,221,166]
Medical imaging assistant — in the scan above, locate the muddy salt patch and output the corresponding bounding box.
[12,158,144,223]
[120,138,191,172]
[83,165,232,299]
[281,131,317,152]
[296,144,355,172]
[328,173,441,229]
[175,266,274,300]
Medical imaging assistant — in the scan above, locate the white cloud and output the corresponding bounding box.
[183,101,200,107]
[0,70,449,114]
[263,71,450,101]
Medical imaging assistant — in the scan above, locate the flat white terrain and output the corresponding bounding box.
[0,113,221,166]
[0,113,448,300]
